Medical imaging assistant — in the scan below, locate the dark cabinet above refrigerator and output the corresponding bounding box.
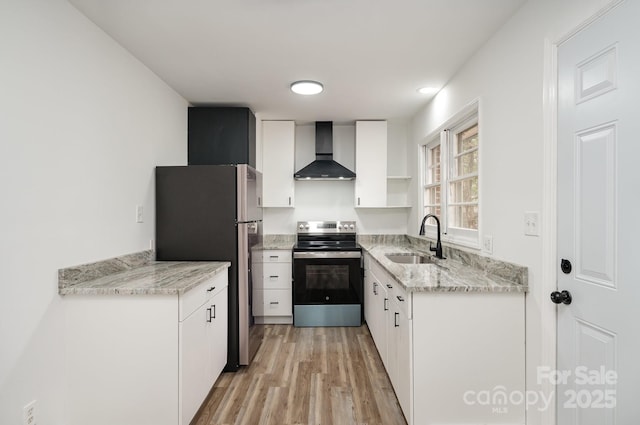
[188,107,256,167]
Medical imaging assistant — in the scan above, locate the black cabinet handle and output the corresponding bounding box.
[397,296,405,302]
[270,301,279,305]
[373,282,378,295]
[384,298,389,311]
[206,307,212,322]
[207,286,216,292]
[394,312,399,327]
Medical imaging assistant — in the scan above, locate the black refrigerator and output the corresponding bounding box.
[155,164,263,371]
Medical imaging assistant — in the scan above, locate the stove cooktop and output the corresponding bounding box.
[293,241,360,252]
[294,220,360,252]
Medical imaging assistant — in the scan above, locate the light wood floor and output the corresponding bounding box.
[193,324,407,425]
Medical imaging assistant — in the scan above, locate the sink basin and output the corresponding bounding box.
[385,253,435,264]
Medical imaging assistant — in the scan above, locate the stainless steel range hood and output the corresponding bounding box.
[294,121,356,180]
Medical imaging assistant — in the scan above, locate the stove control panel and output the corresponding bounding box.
[297,221,356,234]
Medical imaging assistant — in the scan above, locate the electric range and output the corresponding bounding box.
[292,221,363,327]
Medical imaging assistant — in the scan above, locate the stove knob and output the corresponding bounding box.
[299,224,304,230]
[337,224,343,230]
[304,224,310,230]
[349,224,355,230]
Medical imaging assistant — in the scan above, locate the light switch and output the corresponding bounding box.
[524,211,540,236]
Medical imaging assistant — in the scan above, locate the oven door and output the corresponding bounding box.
[293,251,362,305]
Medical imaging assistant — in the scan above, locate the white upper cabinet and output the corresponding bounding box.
[262,120,295,207]
[355,121,388,207]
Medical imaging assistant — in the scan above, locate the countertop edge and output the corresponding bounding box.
[59,261,231,296]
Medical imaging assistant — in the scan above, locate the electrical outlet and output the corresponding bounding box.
[524,211,540,236]
[23,400,36,425]
[483,235,493,254]
[136,205,144,223]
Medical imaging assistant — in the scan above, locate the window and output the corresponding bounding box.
[422,108,479,247]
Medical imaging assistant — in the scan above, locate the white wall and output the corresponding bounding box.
[262,120,410,235]
[0,0,188,423]
[409,0,614,423]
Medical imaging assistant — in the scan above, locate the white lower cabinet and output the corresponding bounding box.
[388,285,412,419]
[364,253,525,425]
[364,261,389,365]
[65,269,229,425]
[179,284,228,425]
[252,249,292,323]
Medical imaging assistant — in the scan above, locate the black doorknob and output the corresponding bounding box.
[561,259,572,274]
[550,290,572,305]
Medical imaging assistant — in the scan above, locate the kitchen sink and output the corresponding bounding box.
[385,253,435,264]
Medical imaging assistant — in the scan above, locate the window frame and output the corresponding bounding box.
[420,101,480,249]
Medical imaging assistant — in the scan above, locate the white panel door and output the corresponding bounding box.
[557,2,640,423]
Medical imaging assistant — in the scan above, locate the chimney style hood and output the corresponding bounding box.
[294,121,356,180]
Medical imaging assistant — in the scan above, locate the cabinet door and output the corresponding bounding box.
[355,121,387,207]
[263,121,295,207]
[372,272,389,367]
[364,266,375,330]
[179,303,211,425]
[209,286,228,384]
[188,107,255,167]
[394,298,412,421]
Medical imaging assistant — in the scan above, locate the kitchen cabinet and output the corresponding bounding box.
[65,269,229,425]
[355,120,387,207]
[387,280,412,419]
[262,120,295,207]
[188,107,256,167]
[252,249,293,323]
[363,252,525,425]
[365,265,389,366]
[179,282,228,425]
[366,258,410,420]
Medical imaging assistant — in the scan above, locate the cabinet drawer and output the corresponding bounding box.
[371,262,411,319]
[261,250,292,263]
[253,289,292,316]
[179,272,227,322]
[261,263,291,289]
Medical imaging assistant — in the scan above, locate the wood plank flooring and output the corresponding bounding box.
[193,324,407,425]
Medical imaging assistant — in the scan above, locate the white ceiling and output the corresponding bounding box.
[68,0,526,123]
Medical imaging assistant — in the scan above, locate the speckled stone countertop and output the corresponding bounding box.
[58,250,230,296]
[359,236,528,293]
[256,234,295,250]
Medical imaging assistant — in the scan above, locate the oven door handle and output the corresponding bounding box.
[293,251,362,259]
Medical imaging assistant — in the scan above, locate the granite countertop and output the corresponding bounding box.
[359,238,528,294]
[58,250,230,296]
[255,234,295,250]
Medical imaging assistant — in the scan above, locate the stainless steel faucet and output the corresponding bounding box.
[419,214,445,259]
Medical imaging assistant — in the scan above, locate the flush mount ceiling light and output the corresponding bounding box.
[291,80,324,95]
[418,86,439,95]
